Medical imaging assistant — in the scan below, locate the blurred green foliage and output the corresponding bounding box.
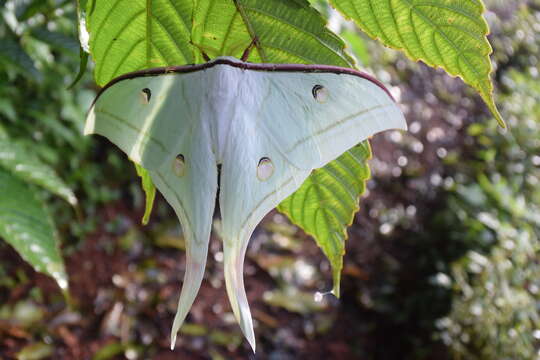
[438,71,540,359]
[435,3,540,358]
[0,0,87,289]
[350,1,540,358]
[0,0,139,264]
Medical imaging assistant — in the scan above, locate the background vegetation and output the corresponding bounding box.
[0,0,539,359]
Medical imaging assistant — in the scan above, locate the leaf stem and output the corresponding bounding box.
[232,0,267,62]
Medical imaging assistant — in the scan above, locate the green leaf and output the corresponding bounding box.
[68,46,89,89]
[69,0,90,89]
[330,0,504,127]
[86,0,195,86]
[0,169,68,290]
[85,0,371,292]
[340,30,370,66]
[17,342,54,360]
[192,0,353,65]
[135,164,155,225]
[278,142,371,296]
[86,0,354,85]
[0,135,77,206]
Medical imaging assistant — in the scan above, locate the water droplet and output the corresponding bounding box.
[312,84,328,103]
[172,154,186,177]
[257,157,274,181]
[140,88,151,104]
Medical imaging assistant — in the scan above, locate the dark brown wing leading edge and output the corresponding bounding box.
[91,58,396,105]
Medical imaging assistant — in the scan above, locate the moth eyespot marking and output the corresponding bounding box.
[172,154,186,177]
[312,84,328,103]
[140,88,152,104]
[257,157,274,181]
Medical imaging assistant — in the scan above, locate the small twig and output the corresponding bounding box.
[241,36,258,61]
[190,40,211,62]
[233,0,267,61]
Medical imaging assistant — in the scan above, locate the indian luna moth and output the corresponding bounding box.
[85,56,407,351]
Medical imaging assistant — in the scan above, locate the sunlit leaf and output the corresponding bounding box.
[192,0,353,65]
[331,0,504,126]
[278,142,372,295]
[86,0,195,85]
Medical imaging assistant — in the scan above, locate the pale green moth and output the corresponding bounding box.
[85,56,407,352]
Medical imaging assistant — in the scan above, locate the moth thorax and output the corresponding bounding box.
[257,157,274,181]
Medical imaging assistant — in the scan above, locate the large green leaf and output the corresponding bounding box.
[85,0,373,292]
[278,142,371,295]
[192,0,353,65]
[0,134,77,206]
[0,169,68,290]
[87,0,353,85]
[87,0,195,85]
[330,0,504,127]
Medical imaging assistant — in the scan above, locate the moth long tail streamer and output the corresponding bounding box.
[223,235,256,352]
[169,235,210,349]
